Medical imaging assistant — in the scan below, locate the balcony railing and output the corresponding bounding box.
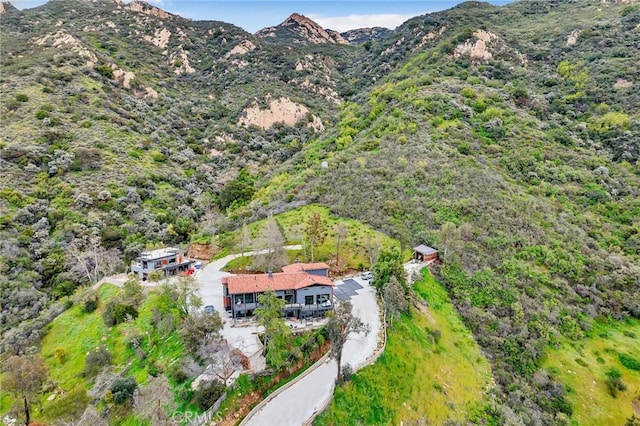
[232,302,332,312]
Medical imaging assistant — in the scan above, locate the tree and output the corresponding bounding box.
[199,341,245,385]
[123,276,143,306]
[83,345,113,377]
[66,228,122,284]
[194,380,226,410]
[253,215,288,272]
[217,168,256,210]
[327,301,369,381]
[134,376,175,425]
[437,222,471,263]
[170,276,202,318]
[364,234,380,267]
[383,275,408,327]
[148,269,163,283]
[3,355,47,426]
[334,223,348,272]
[110,377,137,405]
[254,291,291,370]
[180,311,223,354]
[305,212,327,262]
[371,246,406,292]
[239,221,251,257]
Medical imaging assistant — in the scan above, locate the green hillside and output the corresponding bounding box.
[316,270,493,425]
[1,0,639,424]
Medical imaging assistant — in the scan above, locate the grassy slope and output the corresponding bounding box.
[315,269,492,425]
[220,204,401,270]
[541,320,640,425]
[0,283,188,423]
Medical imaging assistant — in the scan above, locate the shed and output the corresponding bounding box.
[413,245,439,262]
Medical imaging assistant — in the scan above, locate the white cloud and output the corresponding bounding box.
[307,13,423,32]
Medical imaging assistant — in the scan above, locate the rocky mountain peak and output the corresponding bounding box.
[0,2,17,14]
[255,12,348,44]
[125,0,176,20]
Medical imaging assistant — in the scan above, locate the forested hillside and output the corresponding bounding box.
[1,0,639,423]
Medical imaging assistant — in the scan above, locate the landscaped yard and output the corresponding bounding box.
[314,269,493,425]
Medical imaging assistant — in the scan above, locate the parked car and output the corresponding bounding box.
[361,271,373,281]
[204,305,215,314]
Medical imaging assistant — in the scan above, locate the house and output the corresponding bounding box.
[413,245,439,263]
[221,262,334,320]
[130,247,195,280]
[281,262,329,276]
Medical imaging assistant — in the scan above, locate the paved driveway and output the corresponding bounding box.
[243,276,381,426]
[196,247,302,364]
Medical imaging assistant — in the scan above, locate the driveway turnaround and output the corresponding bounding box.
[196,247,303,367]
[243,276,381,426]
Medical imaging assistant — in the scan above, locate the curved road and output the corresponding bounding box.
[196,250,382,426]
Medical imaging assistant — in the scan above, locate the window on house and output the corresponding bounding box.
[305,295,314,305]
[169,257,177,264]
[317,294,329,304]
[245,293,254,304]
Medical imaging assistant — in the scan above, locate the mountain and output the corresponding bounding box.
[0,1,17,14]
[341,27,391,44]
[255,13,348,44]
[1,0,640,424]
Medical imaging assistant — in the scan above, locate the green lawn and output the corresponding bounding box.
[219,204,401,270]
[541,319,640,425]
[314,269,493,425]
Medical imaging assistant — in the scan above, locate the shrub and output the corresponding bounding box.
[54,347,67,364]
[605,368,627,398]
[619,354,640,372]
[15,93,29,102]
[83,345,112,377]
[82,290,99,313]
[103,299,138,326]
[341,363,354,382]
[194,380,225,410]
[53,280,75,298]
[148,270,163,282]
[461,87,477,99]
[35,109,50,120]
[95,64,113,79]
[169,364,189,384]
[109,377,137,405]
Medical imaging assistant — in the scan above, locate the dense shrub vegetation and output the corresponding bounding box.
[0,0,638,423]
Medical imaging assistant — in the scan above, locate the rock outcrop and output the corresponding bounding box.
[255,13,348,44]
[238,96,324,132]
[341,27,391,44]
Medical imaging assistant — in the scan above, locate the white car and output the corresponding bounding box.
[361,271,373,281]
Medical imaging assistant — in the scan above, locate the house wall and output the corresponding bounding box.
[307,268,328,277]
[424,252,439,262]
[295,284,332,305]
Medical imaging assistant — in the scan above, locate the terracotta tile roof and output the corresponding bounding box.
[222,272,333,295]
[281,262,330,273]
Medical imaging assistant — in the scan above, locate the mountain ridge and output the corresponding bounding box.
[1,0,639,424]
[255,12,349,44]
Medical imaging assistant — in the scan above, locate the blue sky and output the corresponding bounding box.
[12,0,514,33]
